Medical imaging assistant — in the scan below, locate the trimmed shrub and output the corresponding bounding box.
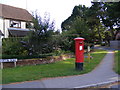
[2,37,27,56]
[2,54,53,60]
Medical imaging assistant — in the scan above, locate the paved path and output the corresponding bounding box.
[2,50,119,88]
[111,84,120,88]
[94,45,120,51]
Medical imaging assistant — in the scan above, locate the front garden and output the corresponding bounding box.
[2,49,107,84]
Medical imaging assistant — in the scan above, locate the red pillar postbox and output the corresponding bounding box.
[74,37,85,70]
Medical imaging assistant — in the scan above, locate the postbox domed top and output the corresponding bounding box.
[74,37,85,41]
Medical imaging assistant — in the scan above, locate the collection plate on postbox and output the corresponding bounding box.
[79,46,82,51]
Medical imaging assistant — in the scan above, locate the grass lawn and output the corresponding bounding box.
[114,50,120,75]
[2,49,107,84]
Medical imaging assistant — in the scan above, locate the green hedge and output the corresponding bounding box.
[2,54,53,60]
[2,37,27,55]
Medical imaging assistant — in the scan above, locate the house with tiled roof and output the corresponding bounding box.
[0,4,33,38]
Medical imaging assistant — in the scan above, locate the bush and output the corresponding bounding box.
[2,37,27,55]
[52,49,72,56]
[84,43,94,49]
[2,54,53,60]
[57,32,78,52]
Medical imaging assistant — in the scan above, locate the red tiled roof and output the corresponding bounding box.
[0,4,33,21]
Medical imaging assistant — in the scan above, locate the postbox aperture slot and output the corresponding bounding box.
[79,42,82,44]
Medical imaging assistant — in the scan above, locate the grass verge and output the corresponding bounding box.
[2,49,107,84]
[114,50,120,75]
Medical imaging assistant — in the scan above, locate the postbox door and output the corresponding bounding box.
[75,41,84,63]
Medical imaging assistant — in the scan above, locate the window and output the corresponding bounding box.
[10,20,21,28]
[26,22,33,29]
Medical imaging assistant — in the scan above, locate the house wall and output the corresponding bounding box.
[4,19,10,38]
[21,22,26,29]
[0,18,29,38]
[0,18,10,38]
[0,17,4,34]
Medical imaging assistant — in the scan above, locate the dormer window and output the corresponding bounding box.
[10,20,21,28]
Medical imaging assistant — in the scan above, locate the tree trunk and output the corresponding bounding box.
[110,26,115,40]
[97,27,102,43]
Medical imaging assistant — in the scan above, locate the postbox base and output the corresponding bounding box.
[75,63,83,70]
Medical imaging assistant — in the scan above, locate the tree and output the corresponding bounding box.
[91,2,120,40]
[61,5,89,31]
[57,31,78,52]
[69,17,90,41]
[22,12,56,55]
[87,3,106,43]
[61,4,106,44]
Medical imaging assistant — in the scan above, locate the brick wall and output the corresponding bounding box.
[3,54,74,68]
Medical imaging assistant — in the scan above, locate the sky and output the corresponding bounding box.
[0,0,92,30]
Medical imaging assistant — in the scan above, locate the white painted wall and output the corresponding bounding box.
[4,19,10,38]
[21,21,26,29]
[0,17,4,34]
[0,18,9,38]
[0,17,31,38]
